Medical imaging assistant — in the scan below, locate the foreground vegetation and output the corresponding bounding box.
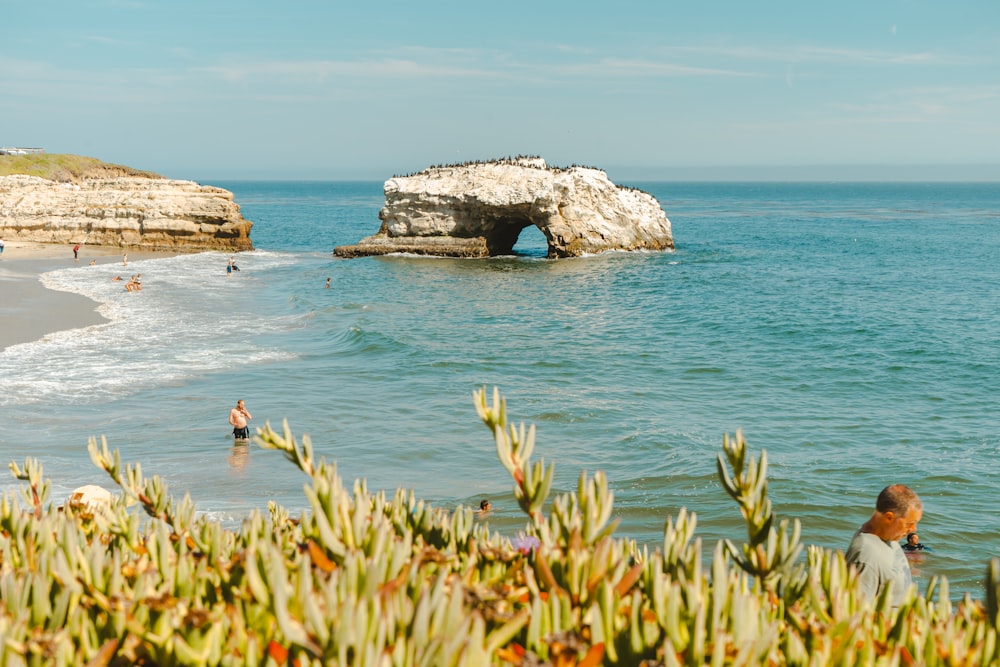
[0,153,162,182]
[3,388,999,665]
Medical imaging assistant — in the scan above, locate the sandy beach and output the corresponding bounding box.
[0,241,176,351]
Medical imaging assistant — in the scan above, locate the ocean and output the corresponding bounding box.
[2,180,998,599]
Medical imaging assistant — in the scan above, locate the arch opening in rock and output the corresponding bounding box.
[509,221,549,257]
[479,211,548,256]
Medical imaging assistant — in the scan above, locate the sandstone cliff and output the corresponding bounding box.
[334,158,673,258]
[0,173,253,251]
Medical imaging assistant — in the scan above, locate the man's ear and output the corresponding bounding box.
[882,511,896,523]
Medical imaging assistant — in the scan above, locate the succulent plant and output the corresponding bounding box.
[1,387,998,665]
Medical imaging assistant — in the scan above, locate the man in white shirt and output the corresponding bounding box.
[845,484,923,608]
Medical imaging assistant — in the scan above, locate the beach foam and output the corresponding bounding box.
[1,251,301,406]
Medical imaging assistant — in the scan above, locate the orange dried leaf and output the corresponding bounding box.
[614,563,643,597]
[496,646,524,665]
[85,638,119,667]
[553,652,575,667]
[579,643,605,667]
[268,640,289,662]
[380,569,408,596]
[307,540,336,573]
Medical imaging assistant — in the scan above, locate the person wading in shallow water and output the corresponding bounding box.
[845,484,923,609]
[229,399,252,442]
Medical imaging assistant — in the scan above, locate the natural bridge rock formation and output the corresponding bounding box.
[334,158,672,258]
[0,175,253,251]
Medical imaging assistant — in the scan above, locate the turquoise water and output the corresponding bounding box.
[2,180,998,599]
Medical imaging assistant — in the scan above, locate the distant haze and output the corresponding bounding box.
[608,164,1000,183]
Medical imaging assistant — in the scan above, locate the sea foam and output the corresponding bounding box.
[1,251,301,406]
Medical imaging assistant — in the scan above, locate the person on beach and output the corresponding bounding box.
[73,243,80,260]
[229,399,252,442]
[326,277,331,289]
[123,253,128,266]
[478,499,492,515]
[845,484,923,608]
[0,238,5,254]
[89,259,96,265]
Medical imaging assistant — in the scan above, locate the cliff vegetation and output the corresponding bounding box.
[0,153,163,183]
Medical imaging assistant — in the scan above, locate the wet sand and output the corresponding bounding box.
[0,242,176,351]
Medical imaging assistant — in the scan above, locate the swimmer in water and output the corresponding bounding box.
[901,532,930,552]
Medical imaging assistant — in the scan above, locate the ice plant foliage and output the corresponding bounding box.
[0,387,998,665]
[716,430,806,602]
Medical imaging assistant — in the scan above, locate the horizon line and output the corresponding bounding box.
[182,162,1000,184]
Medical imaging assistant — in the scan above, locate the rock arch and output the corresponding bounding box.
[334,158,673,259]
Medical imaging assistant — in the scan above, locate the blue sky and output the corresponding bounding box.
[3,0,999,180]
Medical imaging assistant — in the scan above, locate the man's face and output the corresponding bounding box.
[887,506,922,541]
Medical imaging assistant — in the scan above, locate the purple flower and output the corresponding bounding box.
[511,533,540,554]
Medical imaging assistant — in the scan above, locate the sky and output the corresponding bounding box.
[3,0,999,181]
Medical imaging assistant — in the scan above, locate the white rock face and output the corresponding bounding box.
[0,175,253,250]
[335,158,673,258]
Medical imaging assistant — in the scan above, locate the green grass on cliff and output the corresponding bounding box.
[0,153,163,183]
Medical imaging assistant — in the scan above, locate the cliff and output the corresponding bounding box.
[0,156,253,251]
[334,157,673,258]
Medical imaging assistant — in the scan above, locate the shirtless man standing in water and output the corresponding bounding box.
[229,400,252,442]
